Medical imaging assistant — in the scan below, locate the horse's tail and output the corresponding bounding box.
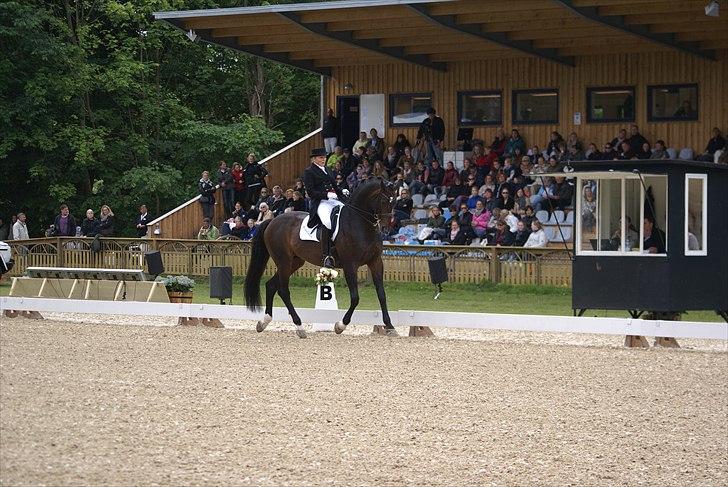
[244,219,272,311]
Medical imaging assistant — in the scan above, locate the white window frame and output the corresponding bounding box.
[684,173,708,256]
[575,174,668,257]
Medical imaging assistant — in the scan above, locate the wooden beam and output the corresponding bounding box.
[408,3,575,66]
[507,27,615,40]
[680,30,728,42]
[352,26,443,39]
[597,0,708,16]
[298,5,412,23]
[551,0,716,60]
[325,17,432,32]
[649,22,728,34]
[623,12,728,25]
[428,0,557,15]
[456,9,573,24]
[264,41,350,53]
[278,11,447,72]
[211,24,299,37]
[405,43,504,55]
[429,52,528,62]
[185,14,288,30]
[560,44,668,56]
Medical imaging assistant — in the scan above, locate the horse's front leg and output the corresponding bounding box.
[334,263,359,335]
[368,257,396,335]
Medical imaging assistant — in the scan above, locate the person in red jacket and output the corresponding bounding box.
[231,162,245,207]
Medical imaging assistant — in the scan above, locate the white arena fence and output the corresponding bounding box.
[2,297,726,341]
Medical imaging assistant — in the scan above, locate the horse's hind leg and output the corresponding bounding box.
[256,274,279,332]
[277,256,307,338]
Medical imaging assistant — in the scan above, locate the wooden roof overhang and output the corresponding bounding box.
[153,0,727,75]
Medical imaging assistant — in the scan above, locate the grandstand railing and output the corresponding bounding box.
[145,128,323,240]
[4,237,572,287]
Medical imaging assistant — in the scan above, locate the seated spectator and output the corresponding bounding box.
[326,146,343,169]
[563,145,585,163]
[610,128,628,151]
[600,142,617,160]
[422,159,445,196]
[231,201,245,220]
[398,146,415,169]
[636,142,652,160]
[546,131,564,157]
[372,160,389,180]
[491,127,507,156]
[482,188,497,213]
[417,205,447,241]
[353,131,368,153]
[611,216,639,250]
[513,220,531,246]
[504,129,526,157]
[197,217,219,240]
[627,124,648,151]
[496,186,515,211]
[228,216,247,239]
[368,128,386,157]
[566,132,582,152]
[445,219,469,245]
[393,133,411,157]
[531,177,554,212]
[466,186,483,209]
[493,219,515,246]
[642,216,666,254]
[524,220,549,248]
[548,176,574,211]
[616,141,635,160]
[54,204,77,237]
[521,205,536,229]
[586,143,601,161]
[269,186,286,216]
[335,173,349,193]
[442,161,458,188]
[698,127,725,162]
[81,209,99,237]
[471,200,490,239]
[532,156,547,174]
[340,148,357,180]
[383,146,399,174]
[651,140,670,160]
[391,188,414,232]
[479,174,496,196]
[293,178,305,195]
[98,205,114,236]
[244,218,258,241]
[255,187,271,209]
[255,202,273,225]
[546,156,562,173]
[288,191,306,212]
[441,176,468,210]
[453,203,474,236]
[514,188,529,214]
[527,145,541,163]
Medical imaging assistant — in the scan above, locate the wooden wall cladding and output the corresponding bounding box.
[150,189,227,240]
[264,130,321,189]
[326,50,727,153]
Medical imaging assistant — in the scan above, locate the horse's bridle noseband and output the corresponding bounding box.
[344,187,394,229]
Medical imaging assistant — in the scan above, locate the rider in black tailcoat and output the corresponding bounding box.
[302,147,346,266]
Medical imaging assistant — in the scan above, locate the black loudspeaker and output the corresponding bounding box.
[210,266,233,301]
[428,256,448,285]
[145,251,164,276]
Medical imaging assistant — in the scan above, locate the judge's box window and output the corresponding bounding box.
[685,174,707,256]
[457,91,502,126]
[647,83,698,122]
[586,86,635,123]
[512,89,558,124]
[577,174,667,256]
[389,93,432,127]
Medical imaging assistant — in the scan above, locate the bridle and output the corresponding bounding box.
[343,184,395,229]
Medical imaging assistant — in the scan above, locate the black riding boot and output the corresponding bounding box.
[320,226,334,268]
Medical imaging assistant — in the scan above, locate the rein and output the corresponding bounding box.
[343,191,393,228]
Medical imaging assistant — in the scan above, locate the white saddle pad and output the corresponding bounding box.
[299,199,344,243]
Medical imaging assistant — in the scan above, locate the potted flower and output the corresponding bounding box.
[161,275,196,304]
[315,267,339,285]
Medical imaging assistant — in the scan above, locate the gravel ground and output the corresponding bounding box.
[1,314,726,486]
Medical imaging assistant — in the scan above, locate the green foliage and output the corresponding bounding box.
[161,275,196,292]
[1,0,321,236]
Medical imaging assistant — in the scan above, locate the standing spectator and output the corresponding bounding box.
[98,205,115,236]
[81,209,99,237]
[352,131,368,153]
[546,131,564,157]
[244,153,268,207]
[524,220,549,248]
[627,124,648,151]
[217,161,235,217]
[504,129,526,157]
[197,217,219,240]
[0,217,9,241]
[13,213,29,240]
[698,127,726,162]
[231,162,246,207]
[54,204,76,237]
[198,170,216,220]
[322,108,339,154]
[135,205,150,238]
[416,107,445,166]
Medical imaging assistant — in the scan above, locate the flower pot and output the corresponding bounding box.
[167,291,193,304]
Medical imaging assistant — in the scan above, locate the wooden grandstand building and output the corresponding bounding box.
[152,0,727,238]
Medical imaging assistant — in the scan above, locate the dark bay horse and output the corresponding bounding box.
[244,178,396,338]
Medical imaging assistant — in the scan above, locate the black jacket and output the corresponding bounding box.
[303,163,344,201]
[136,213,151,237]
[417,116,445,144]
[244,163,268,189]
[217,168,234,188]
[322,115,340,138]
[706,135,726,155]
[514,229,531,246]
[81,218,99,237]
[98,216,114,236]
[198,179,216,203]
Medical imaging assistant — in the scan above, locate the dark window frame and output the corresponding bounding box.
[512,88,559,125]
[388,92,433,127]
[457,90,503,126]
[647,83,699,122]
[586,86,636,123]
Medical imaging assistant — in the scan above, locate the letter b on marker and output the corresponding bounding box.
[320,285,332,301]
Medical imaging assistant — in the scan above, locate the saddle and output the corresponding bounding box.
[299,199,344,243]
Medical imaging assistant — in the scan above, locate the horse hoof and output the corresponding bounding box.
[296,329,308,339]
[256,314,272,333]
[334,321,347,334]
[385,328,399,337]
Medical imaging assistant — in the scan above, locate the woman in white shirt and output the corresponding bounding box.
[524,220,549,248]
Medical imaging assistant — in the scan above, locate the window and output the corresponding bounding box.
[587,86,635,123]
[647,83,698,121]
[389,93,432,126]
[457,91,502,126]
[685,174,707,255]
[576,174,667,255]
[512,89,558,124]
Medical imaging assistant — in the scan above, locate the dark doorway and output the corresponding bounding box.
[337,95,360,151]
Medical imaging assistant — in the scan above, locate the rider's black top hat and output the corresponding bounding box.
[310,148,327,158]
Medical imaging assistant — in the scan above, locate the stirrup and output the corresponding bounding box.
[323,255,335,268]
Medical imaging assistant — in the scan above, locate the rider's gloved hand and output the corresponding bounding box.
[327,192,338,200]
[342,189,350,197]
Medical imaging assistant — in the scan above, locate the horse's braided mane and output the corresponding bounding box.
[348,177,383,207]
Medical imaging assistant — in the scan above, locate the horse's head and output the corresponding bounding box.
[347,177,396,230]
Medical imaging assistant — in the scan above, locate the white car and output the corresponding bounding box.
[0,241,13,274]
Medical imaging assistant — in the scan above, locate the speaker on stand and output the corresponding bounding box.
[428,253,448,300]
[210,266,233,305]
[144,251,165,277]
